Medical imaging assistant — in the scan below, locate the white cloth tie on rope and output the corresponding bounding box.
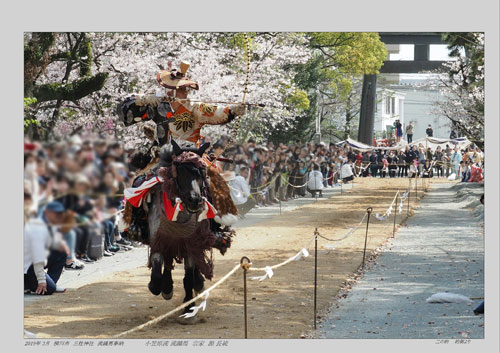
[375,191,399,221]
[250,266,274,281]
[179,291,210,318]
[293,248,310,260]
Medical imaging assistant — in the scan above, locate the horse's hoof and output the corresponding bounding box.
[148,281,162,296]
[161,290,173,300]
[176,315,200,325]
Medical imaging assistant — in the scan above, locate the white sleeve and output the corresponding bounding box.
[27,225,48,266]
[33,262,46,284]
[237,177,251,197]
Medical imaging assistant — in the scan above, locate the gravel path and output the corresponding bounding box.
[316,182,484,339]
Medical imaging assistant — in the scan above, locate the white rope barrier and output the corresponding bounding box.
[375,190,400,221]
[113,263,242,338]
[248,248,310,273]
[319,213,367,244]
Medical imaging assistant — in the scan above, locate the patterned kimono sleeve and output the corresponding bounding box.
[193,103,236,125]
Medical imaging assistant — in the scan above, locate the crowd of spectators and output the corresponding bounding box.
[210,136,484,215]
[23,133,484,293]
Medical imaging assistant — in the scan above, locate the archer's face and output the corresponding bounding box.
[175,88,188,99]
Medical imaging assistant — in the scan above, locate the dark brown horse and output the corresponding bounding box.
[146,140,227,323]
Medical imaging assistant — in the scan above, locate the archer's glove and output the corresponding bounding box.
[230,104,246,117]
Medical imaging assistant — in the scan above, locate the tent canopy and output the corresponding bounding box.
[339,137,472,152]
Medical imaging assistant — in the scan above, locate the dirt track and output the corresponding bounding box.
[24,178,448,339]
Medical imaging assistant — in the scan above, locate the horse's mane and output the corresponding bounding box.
[158,151,207,200]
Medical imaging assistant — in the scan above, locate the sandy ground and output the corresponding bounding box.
[24,177,451,339]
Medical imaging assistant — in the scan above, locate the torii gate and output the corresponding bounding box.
[357,32,450,145]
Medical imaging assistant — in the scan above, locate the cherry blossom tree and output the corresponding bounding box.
[25,32,312,148]
[429,33,484,147]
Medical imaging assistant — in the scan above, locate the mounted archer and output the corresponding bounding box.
[116,61,245,318]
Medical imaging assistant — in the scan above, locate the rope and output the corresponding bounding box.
[374,190,400,221]
[248,248,308,272]
[113,263,242,338]
[317,213,368,242]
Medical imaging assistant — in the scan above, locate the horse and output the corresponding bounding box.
[144,140,230,324]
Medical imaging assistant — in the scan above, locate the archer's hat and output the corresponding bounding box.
[156,61,199,90]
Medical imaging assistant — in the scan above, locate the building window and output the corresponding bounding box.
[385,96,396,116]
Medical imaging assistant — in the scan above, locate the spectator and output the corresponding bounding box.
[450,147,462,179]
[426,124,433,137]
[369,151,379,178]
[461,161,471,182]
[422,160,433,178]
[340,160,354,184]
[405,122,414,144]
[225,168,255,217]
[394,119,403,143]
[387,151,398,178]
[408,159,418,178]
[307,163,324,197]
[417,147,426,176]
[434,146,444,178]
[24,201,70,295]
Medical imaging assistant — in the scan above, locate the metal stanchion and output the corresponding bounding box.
[314,228,319,330]
[362,207,373,268]
[393,191,398,237]
[240,256,252,339]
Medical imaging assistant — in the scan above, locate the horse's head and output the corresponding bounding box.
[163,140,210,213]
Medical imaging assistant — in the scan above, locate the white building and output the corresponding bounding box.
[375,75,451,141]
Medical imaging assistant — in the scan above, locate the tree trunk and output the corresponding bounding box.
[344,95,351,140]
[32,72,108,103]
[358,74,377,145]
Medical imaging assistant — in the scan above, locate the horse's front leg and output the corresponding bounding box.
[148,194,163,296]
[182,256,195,313]
[177,256,203,325]
[148,252,163,296]
[161,263,173,300]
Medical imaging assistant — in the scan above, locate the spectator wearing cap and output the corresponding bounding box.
[426,124,433,137]
[24,201,71,295]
